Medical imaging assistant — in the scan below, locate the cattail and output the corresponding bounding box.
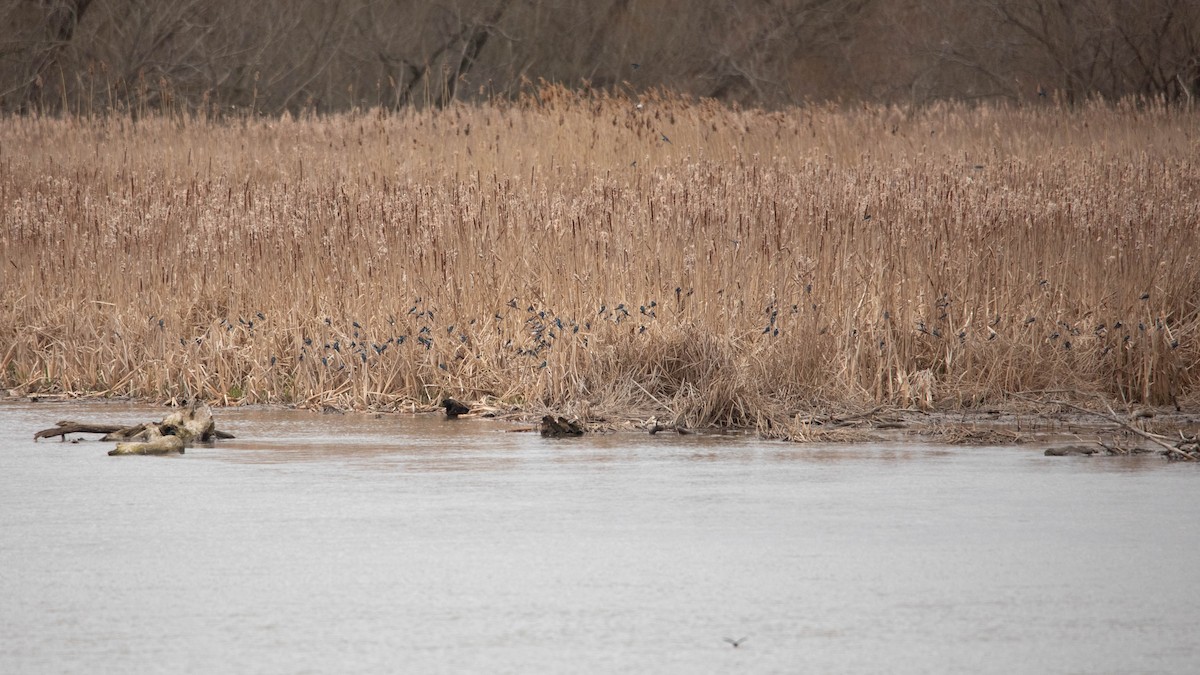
[0,96,1195,424]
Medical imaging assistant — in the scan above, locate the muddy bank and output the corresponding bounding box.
[10,388,1198,460]
[282,395,1200,459]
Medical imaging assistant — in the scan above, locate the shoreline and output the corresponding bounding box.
[7,388,1197,458]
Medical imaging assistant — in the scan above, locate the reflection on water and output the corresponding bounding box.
[1,401,1198,674]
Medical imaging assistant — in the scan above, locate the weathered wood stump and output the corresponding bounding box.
[34,403,232,456]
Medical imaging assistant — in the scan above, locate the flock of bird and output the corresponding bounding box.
[185,289,1173,376]
[187,295,698,375]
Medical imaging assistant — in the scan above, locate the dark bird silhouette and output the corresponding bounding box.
[724,636,748,648]
[540,415,584,437]
[442,398,470,418]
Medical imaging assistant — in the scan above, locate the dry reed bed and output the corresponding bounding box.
[2,90,1198,435]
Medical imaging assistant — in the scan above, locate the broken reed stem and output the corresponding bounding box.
[1,89,1198,427]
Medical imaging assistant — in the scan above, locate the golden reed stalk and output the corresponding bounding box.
[2,88,1197,429]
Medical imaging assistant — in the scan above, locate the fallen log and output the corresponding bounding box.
[1044,444,1100,456]
[35,421,127,441]
[110,435,185,456]
[34,403,233,455]
[101,423,159,441]
[1059,400,1196,461]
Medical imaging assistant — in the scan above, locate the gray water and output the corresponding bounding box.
[1,401,1197,674]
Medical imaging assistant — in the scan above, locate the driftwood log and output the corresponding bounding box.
[1042,399,1199,461]
[33,404,234,456]
[111,435,186,456]
[34,422,126,440]
[1044,444,1100,456]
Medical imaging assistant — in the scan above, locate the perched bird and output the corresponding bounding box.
[540,415,584,437]
[442,398,470,418]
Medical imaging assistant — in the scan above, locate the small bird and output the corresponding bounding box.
[660,133,672,144]
[442,398,470,418]
[724,636,748,648]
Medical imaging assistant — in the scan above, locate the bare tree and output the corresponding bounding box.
[0,0,92,111]
[980,0,1200,103]
[1,0,1195,114]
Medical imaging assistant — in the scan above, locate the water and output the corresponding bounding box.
[2,401,1197,674]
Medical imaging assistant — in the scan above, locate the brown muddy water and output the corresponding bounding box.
[2,401,1198,674]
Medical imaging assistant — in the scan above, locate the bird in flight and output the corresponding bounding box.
[724,636,748,648]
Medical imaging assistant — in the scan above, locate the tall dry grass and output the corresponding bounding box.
[2,88,1198,430]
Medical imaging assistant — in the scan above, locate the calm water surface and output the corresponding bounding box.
[1,401,1198,674]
